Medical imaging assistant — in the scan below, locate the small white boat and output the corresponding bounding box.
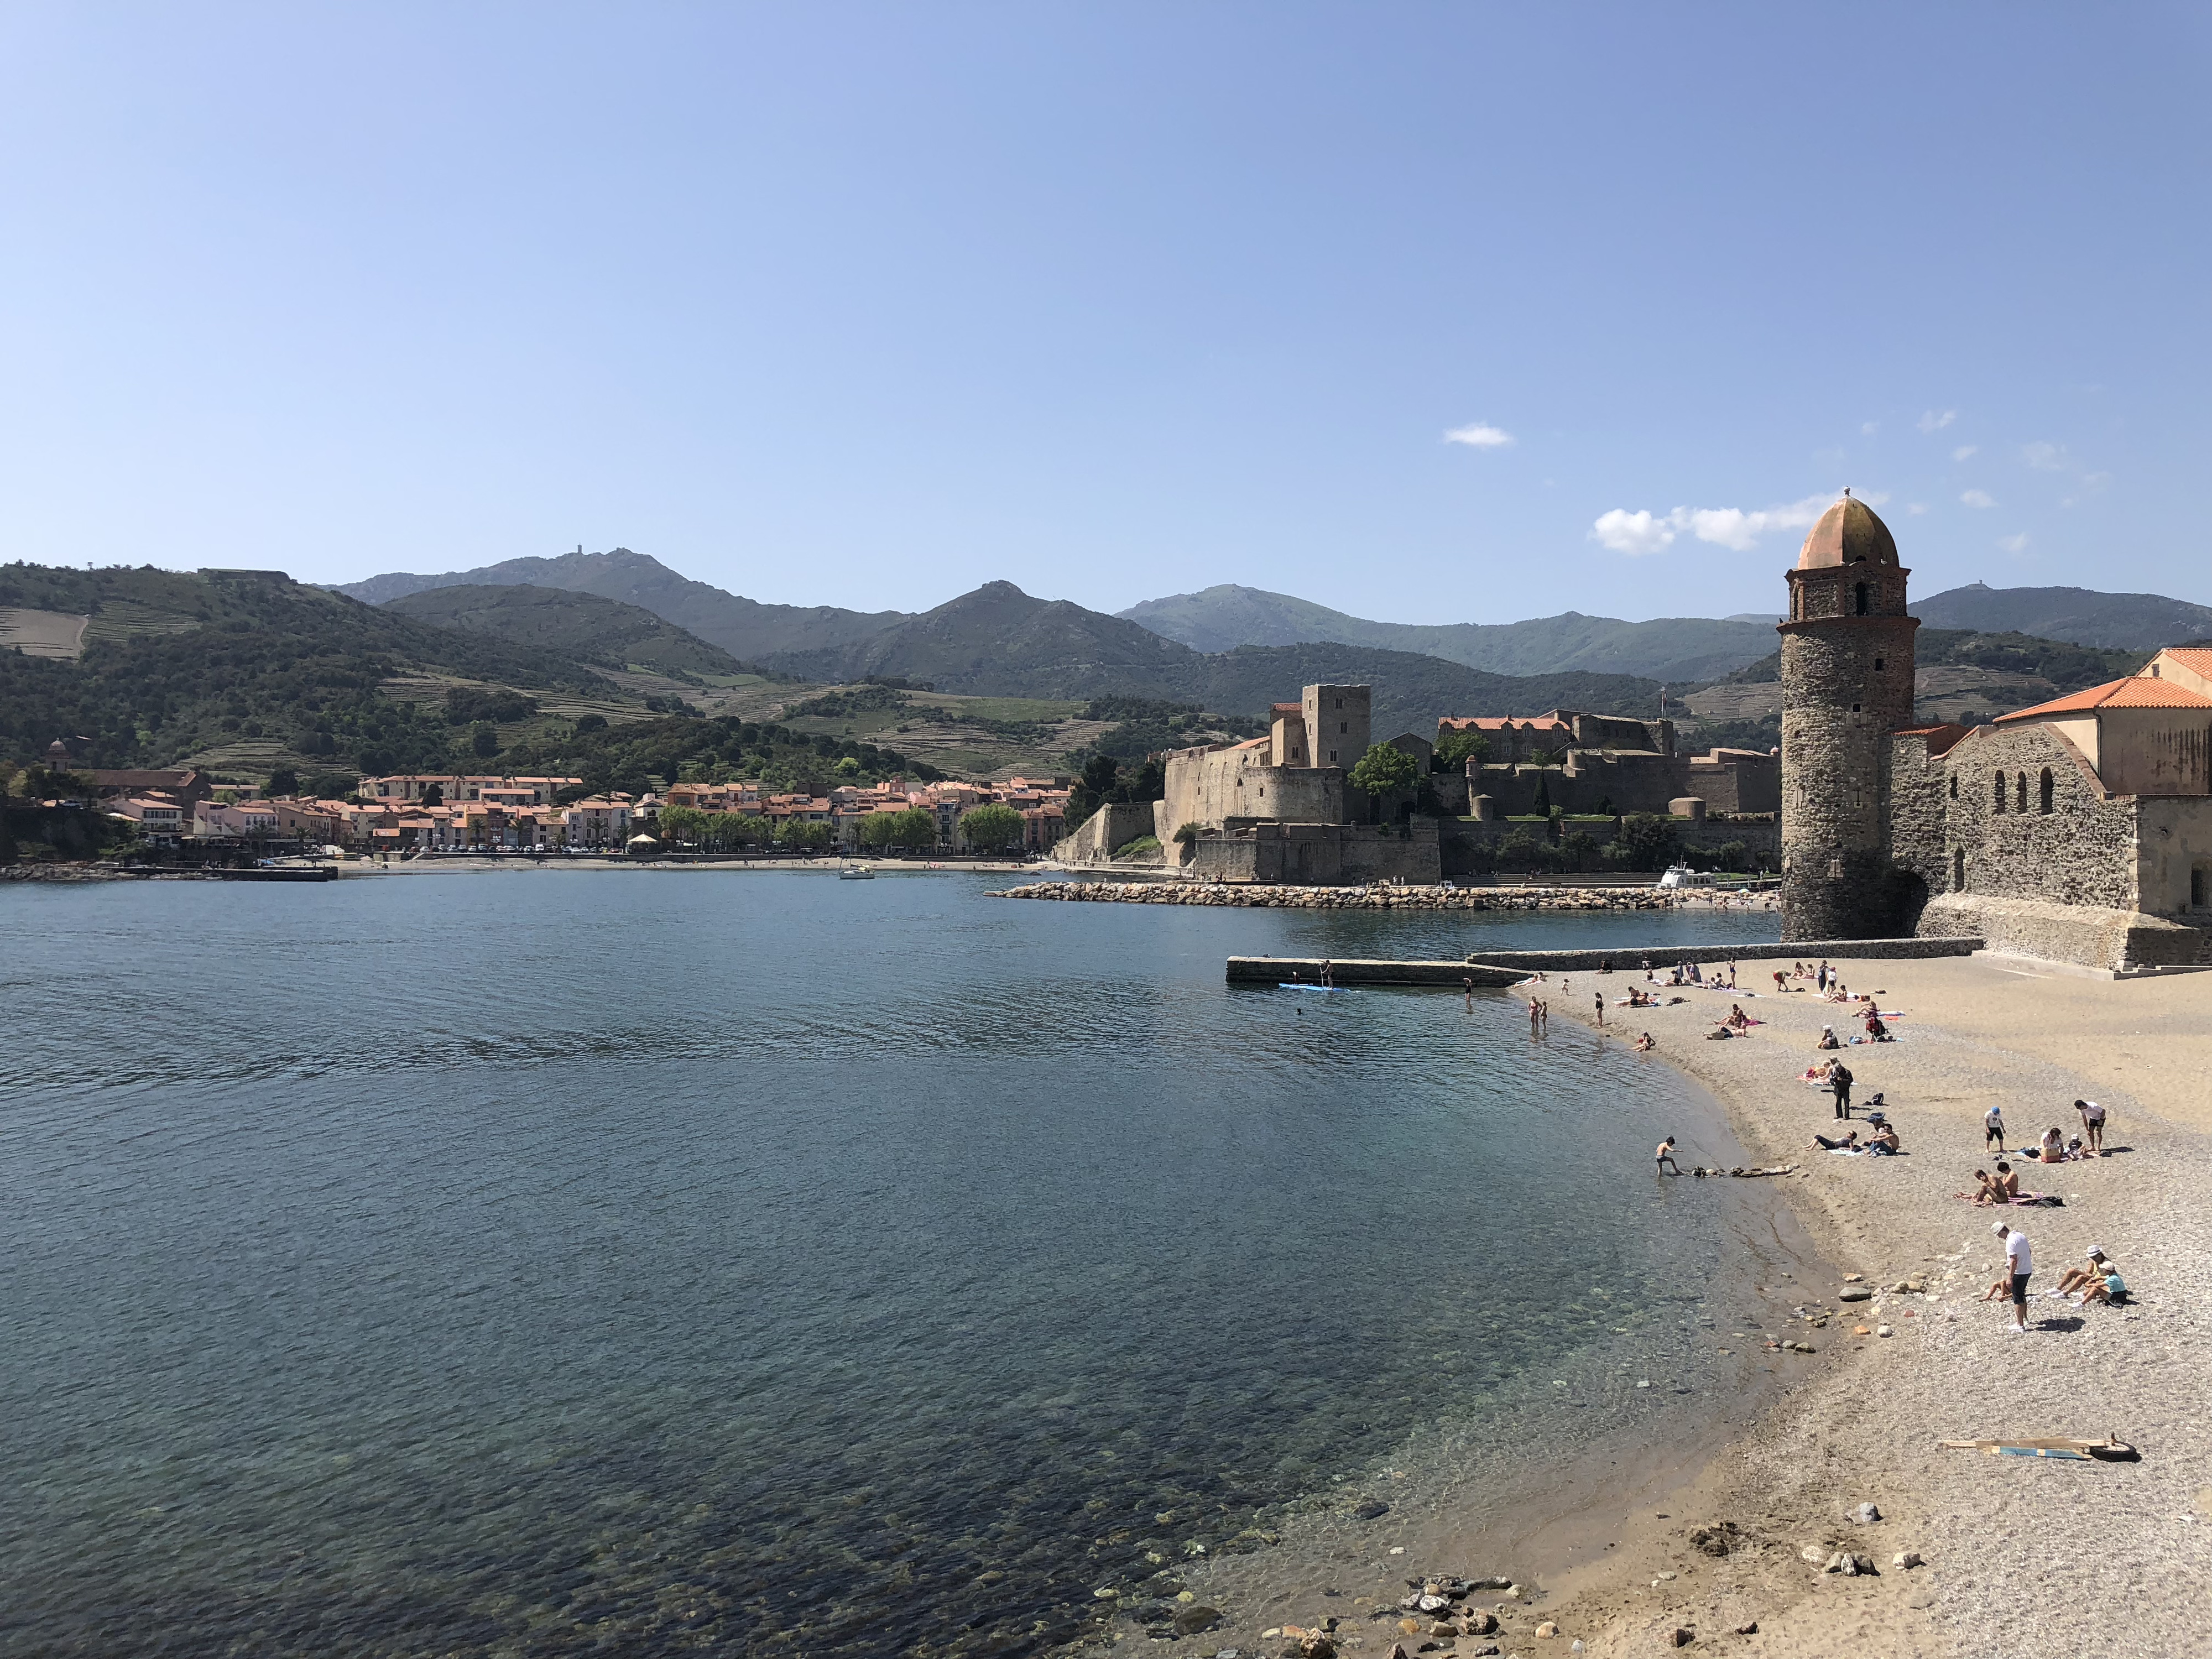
[1655,864,1714,890]
[838,860,875,880]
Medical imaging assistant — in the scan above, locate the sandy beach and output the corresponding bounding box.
[1131,954,2212,1659]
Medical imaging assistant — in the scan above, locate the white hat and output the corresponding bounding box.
[1991,1220,2008,1234]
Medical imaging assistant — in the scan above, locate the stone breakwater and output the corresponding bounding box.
[989,881,1768,911]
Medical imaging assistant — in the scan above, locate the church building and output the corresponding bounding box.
[1777,495,2212,972]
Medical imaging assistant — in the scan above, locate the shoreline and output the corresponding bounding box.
[1139,956,2212,1659]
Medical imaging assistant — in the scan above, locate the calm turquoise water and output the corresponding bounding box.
[1,872,1782,1657]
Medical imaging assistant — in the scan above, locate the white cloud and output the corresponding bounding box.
[1444,422,1515,449]
[2022,440,2068,471]
[1861,421,1880,436]
[1908,503,1930,515]
[1952,444,1978,462]
[1917,409,1957,432]
[1999,533,2030,554]
[1961,488,1996,509]
[1590,492,1834,556]
[1592,508,1676,555]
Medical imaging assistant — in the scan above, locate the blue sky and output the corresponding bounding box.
[2,4,2205,623]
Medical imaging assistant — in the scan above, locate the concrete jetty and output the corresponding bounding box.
[1227,936,1984,988]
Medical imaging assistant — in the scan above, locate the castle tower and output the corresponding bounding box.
[1779,494,1918,940]
[1301,684,1371,768]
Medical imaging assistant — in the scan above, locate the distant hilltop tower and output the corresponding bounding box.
[1779,493,1918,940]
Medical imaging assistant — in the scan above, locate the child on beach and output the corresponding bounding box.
[1655,1136,1681,1173]
[1984,1105,2006,1152]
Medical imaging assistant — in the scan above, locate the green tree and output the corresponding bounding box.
[959,802,1026,852]
[264,766,300,799]
[775,818,834,852]
[469,721,501,759]
[889,807,938,848]
[1615,813,1681,872]
[1531,770,1552,815]
[1348,743,1420,795]
[860,811,901,849]
[1434,729,1490,770]
[657,804,707,846]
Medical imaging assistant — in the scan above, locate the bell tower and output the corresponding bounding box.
[1778,493,1918,940]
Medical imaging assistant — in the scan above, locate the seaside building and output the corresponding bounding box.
[1776,496,2212,971]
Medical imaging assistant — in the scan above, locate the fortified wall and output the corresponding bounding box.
[1464,748,1778,817]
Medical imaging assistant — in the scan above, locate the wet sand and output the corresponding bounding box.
[1141,955,2212,1659]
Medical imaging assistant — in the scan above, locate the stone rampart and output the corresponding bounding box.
[1918,893,2211,975]
[1053,802,1162,865]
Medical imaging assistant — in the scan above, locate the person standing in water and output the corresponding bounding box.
[1655,1136,1681,1174]
[1593,991,1605,1028]
[1463,975,1475,1012]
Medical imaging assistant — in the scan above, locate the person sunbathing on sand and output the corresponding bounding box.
[1811,1129,1860,1151]
[1725,1004,1752,1029]
[1817,1025,1841,1050]
[1961,1169,2002,1205]
[1633,1031,1657,1052]
[2038,1128,2065,1164]
[1993,1161,2021,1199]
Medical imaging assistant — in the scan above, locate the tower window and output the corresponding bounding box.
[2194,864,2210,908]
[1855,582,1870,615]
[1954,847,1966,890]
[2016,772,2028,813]
[1948,773,1959,800]
[1992,773,2005,813]
[1874,657,1885,671]
[1851,703,1861,713]
[2039,768,2054,814]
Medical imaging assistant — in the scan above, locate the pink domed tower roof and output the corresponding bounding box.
[1796,493,1898,570]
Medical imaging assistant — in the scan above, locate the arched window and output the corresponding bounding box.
[2039,769,2054,814]
[1992,773,2005,813]
[1948,773,1959,800]
[1953,847,1966,890]
[1855,581,1870,615]
[2017,772,2028,813]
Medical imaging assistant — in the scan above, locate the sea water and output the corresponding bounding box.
[0,872,1787,1656]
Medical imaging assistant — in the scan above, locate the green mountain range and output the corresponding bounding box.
[336,549,902,660]
[1,564,608,779]
[385,583,766,681]
[1118,584,1778,682]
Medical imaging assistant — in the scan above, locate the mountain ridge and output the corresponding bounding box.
[333,550,904,661]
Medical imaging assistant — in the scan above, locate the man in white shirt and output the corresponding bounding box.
[1995,1222,2033,1332]
[2074,1098,2107,1156]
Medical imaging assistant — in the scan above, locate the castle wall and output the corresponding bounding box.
[1188,819,1439,885]
[1159,743,1345,836]
[1053,801,1163,865]
[1437,815,1778,877]
[1467,749,1777,817]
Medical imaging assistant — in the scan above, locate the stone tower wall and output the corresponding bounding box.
[1779,566,1918,940]
[1302,685,1371,769]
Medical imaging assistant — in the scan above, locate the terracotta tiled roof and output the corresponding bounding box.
[1994,677,2212,722]
[2157,645,2212,675]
